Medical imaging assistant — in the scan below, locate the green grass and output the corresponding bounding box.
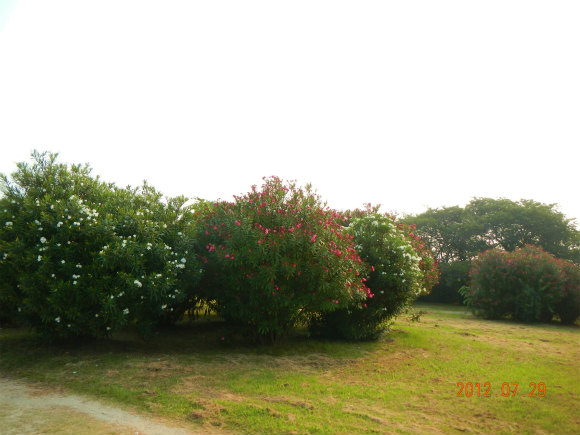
[1,303,578,434]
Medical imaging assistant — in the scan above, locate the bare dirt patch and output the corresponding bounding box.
[0,377,224,435]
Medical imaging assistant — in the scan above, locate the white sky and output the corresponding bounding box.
[1,1,578,226]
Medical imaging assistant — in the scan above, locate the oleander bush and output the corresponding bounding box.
[310,209,439,340]
[401,222,440,293]
[554,259,580,325]
[0,151,201,339]
[461,245,578,323]
[1,152,444,343]
[193,177,371,343]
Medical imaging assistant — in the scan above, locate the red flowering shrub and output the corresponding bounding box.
[461,245,576,323]
[554,259,580,325]
[194,177,370,343]
[310,209,439,340]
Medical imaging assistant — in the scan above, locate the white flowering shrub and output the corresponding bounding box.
[0,151,201,339]
[311,209,437,340]
[95,184,202,332]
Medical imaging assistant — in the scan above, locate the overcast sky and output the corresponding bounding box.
[1,1,578,226]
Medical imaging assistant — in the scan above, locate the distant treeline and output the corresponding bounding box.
[402,198,579,304]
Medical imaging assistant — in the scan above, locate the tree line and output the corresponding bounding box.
[402,198,579,303]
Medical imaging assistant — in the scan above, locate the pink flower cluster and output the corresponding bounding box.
[195,176,372,312]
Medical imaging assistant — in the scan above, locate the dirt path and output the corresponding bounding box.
[0,377,210,435]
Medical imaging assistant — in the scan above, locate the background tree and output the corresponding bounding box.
[465,198,579,261]
[403,198,579,303]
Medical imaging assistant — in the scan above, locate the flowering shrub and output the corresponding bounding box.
[93,184,202,333]
[554,259,580,325]
[401,222,440,293]
[0,151,201,339]
[310,209,439,340]
[461,245,576,323]
[0,153,445,342]
[194,177,370,343]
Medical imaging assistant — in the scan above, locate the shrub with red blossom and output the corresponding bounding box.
[554,259,580,325]
[461,245,579,324]
[310,208,439,340]
[194,177,370,343]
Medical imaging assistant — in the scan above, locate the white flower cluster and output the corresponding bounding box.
[2,191,195,337]
[170,257,186,269]
[402,251,421,262]
[30,218,44,231]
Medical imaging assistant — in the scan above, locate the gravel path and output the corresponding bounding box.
[0,377,204,435]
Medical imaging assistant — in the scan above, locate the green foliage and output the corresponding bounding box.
[1,152,444,343]
[0,151,201,339]
[0,197,18,326]
[462,245,577,323]
[311,210,438,340]
[404,206,482,263]
[421,261,469,304]
[194,177,370,343]
[555,260,580,325]
[465,198,579,261]
[407,198,580,304]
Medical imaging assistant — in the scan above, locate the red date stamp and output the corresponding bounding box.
[456,382,546,397]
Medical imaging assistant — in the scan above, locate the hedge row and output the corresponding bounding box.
[0,152,438,343]
[194,185,439,342]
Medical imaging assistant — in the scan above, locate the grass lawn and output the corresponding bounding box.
[0,303,578,434]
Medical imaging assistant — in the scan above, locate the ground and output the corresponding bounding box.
[1,304,578,434]
[0,377,224,435]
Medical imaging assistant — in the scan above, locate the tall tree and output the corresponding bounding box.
[403,198,579,303]
[465,198,579,261]
[407,206,483,263]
